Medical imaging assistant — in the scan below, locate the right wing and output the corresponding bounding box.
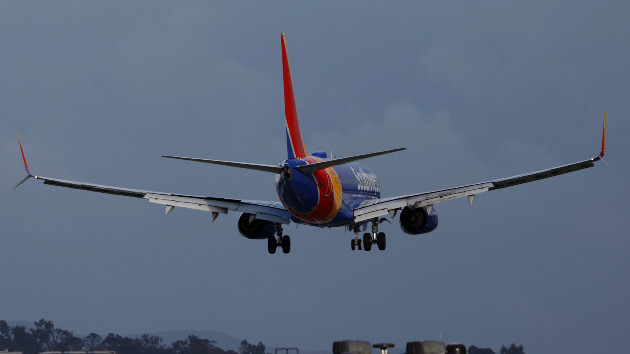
[354,159,597,223]
[354,114,607,223]
[14,135,293,225]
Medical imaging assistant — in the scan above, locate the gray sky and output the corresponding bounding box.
[1,2,629,353]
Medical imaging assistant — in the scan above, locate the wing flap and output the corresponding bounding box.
[144,192,292,224]
[145,193,231,214]
[355,182,492,223]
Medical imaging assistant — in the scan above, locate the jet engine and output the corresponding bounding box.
[237,213,276,239]
[399,206,439,235]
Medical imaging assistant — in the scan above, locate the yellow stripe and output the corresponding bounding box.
[322,167,343,223]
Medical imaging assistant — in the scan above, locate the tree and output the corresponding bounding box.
[31,318,54,351]
[0,320,240,354]
[469,346,496,354]
[173,334,217,354]
[239,340,251,354]
[11,325,40,354]
[0,320,13,351]
[239,340,265,354]
[101,333,142,354]
[0,320,11,339]
[51,328,82,352]
[101,333,123,352]
[83,332,103,351]
[499,344,525,354]
[137,334,167,354]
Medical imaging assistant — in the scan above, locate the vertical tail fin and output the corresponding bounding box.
[282,33,309,159]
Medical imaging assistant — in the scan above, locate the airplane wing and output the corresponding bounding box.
[14,135,293,225]
[354,115,607,223]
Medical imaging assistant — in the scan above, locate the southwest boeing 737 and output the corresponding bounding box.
[15,34,606,254]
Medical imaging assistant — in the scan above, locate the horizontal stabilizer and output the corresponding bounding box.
[295,147,406,174]
[162,155,283,174]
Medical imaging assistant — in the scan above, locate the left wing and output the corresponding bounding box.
[14,134,292,225]
[354,115,606,223]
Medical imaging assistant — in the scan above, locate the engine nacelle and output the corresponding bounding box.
[237,213,276,240]
[399,206,439,235]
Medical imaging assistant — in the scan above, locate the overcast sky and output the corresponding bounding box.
[1,2,629,353]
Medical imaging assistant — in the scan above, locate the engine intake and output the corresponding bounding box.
[399,206,439,235]
[237,213,276,240]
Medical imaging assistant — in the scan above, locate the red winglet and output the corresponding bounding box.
[593,112,606,161]
[17,132,34,177]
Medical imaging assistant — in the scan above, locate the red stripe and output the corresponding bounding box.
[282,34,308,158]
[600,112,606,158]
[18,133,33,176]
[284,157,339,224]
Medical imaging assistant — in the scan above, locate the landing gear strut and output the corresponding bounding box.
[350,218,387,252]
[268,224,291,254]
[351,225,363,251]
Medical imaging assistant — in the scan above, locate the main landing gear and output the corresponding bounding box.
[268,224,291,254]
[351,228,363,251]
[351,218,387,252]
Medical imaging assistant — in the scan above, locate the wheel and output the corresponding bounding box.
[363,233,372,251]
[358,239,362,250]
[351,239,356,251]
[281,235,291,254]
[267,236,277,254]
[376,232,386,250]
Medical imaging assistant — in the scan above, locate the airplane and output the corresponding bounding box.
[15,33,606,254]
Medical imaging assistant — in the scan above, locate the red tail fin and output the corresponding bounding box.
[282,33,308,159]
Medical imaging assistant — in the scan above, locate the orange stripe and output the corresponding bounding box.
[285,157,341,224]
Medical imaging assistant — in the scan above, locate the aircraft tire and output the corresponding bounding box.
[351,239,356,251]
[267,236,277,254]
[281,235,291,254]
[377,232,386,251]
[358,239,362,250]
[363,233,372,251]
